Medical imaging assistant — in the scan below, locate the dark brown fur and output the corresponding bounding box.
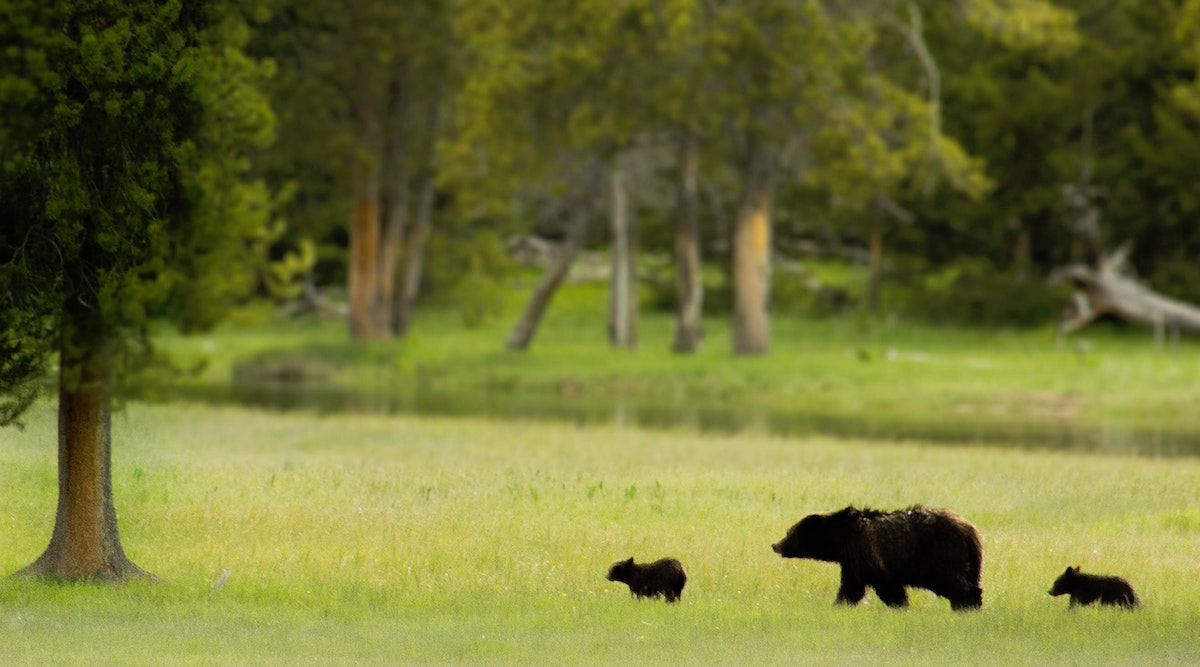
[1049,566,1139,609]
[772,505,983,611]
[606,557,687,603]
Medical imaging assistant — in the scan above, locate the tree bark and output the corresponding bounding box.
[506,214,588,351]
[394,173,434,336]
[376,72,411,336]
[15,312,149,582]
[608,165,636,349]
[867,205,883,312]
[392,90,440,337]
[672,136,703,353]
[732,145,775,356]
[348,93,384,340]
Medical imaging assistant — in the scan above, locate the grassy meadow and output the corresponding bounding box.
[3,400,1200,665]
[5,275,1200,664]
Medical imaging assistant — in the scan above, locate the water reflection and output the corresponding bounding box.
[159,381,1200,458]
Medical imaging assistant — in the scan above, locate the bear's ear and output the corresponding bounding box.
[624,557,634,566]
[1069,566,1080,574]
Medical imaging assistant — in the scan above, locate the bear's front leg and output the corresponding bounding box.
[836,570,867,605]
[873,584,909,608]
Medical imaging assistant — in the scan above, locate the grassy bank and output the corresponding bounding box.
[152,279,1200,454]
[3,401,1200,665]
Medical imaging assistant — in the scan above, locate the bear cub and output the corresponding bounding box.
[772,505,983,611]
[1048,566,1139,609]
[606,557,687,603]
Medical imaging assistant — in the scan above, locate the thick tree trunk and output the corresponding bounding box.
[394,173,434,336]
[506,214,587,351]
[16,315,148,581]
[348,166,382,339]
[348,93,384,340]
[608,165,636,349]
[732,146,775,356]
[672,136,703,353]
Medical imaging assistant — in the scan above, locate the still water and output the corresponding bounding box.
[162,380,1200,459]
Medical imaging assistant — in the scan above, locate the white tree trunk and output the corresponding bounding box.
[608,165,635,349]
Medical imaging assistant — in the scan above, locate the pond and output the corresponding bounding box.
[159,380,1200,459]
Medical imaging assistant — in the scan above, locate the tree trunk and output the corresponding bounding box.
[867,205,883,312]
[866,194,913,314]
[374,70,413,335]
[608,165,636,349]
[393,91,441,337]
[506,214,587,351]
[672,136,703,353]
[376,175,406,335]
[15,313,148,582]
[731,146,775,356]
[394,173,434,336]
[348,93,384,340]
[626,198,638,349]
[1011,218,1031,283]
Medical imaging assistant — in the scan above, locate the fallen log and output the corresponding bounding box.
[1050,242,1200,344]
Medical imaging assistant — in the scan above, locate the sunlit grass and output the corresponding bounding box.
[3,401,1200,665]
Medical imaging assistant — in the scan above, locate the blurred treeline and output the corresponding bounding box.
[246,0,1200,330]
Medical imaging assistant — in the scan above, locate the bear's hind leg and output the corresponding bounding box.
[948,586,983,611]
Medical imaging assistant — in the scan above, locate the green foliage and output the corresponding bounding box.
[0,312,54,427]
[1146,257,1200,303]
[425,228,515,327]
[901,258,1067,326]
[249,0,454,254]
[772,272,858,321]
[0,0,275,417]
[961,0,1082,57]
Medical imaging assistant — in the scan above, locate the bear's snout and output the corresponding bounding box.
[772,541,783,554]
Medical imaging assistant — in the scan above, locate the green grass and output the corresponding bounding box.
[151,277,1200,455]
[3,401,1200,665]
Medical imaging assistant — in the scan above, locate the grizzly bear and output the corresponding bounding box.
[1048,566,1139,609]
[606,557,687,603]
[772,505,983,611]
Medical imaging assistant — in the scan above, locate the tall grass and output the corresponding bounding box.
[3,401,1199,665]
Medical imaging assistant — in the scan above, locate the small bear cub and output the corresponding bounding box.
[1048,566,1139,609]
[606,557,687,603]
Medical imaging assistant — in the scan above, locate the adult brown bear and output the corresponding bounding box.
[772,505,983,611]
